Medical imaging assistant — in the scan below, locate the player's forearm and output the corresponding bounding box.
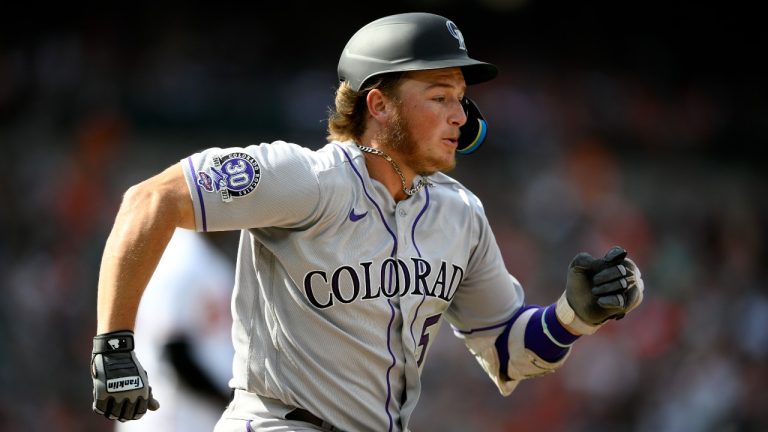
[97,163,193,333]
[97,206,174,332]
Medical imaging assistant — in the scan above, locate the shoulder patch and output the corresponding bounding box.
[198,152,261,202]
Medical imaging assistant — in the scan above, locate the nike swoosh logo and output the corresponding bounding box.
[349,208,368,222]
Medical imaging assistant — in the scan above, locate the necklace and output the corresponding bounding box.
[356,145,432,196]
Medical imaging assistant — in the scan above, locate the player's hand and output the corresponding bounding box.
[91,330,160,421]
[557,246,644,334]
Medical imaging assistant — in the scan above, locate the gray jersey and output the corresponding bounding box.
[181,140,524,431]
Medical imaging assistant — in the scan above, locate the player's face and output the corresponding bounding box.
[381,68,467,175]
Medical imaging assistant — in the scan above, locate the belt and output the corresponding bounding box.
[285,407,342,431]
[229,390,342,431]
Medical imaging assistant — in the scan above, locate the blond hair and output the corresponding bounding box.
[326,73,403,143]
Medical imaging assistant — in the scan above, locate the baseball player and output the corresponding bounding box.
[91,12,644,432]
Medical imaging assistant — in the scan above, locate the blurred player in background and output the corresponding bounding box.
[115,228,234,432]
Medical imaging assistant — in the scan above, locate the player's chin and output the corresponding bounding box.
[419,143,457,173]
[416,154,454,175]
[433,154,457,173]
[442,158,457,173]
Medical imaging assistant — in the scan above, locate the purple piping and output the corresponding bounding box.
[452,320,515,335]
[384,298,396,432]
[186,156,208,232]
[337,144,397,431]
[453,302,534,336]
[336,145,397,254]
[410,185,430,257]
[409,186,431,344]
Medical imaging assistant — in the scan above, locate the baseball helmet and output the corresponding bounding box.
[338,12,497,154]
[338,12,498,91]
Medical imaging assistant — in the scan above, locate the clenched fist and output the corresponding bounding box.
[556,246,644,335]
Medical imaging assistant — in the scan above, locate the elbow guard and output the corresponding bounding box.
[462,307,572,396]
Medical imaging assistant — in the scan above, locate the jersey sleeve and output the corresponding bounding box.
[180,141,321,232]
[445,195,575,396]
[445,197,524,336]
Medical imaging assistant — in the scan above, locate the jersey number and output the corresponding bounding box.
[225,159,250,188]
[416,313,442,367]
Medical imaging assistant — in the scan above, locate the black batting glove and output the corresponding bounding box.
[556,246,644,335]
[91,330,160,421]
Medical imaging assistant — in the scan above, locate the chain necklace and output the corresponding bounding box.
[356,145,432,196]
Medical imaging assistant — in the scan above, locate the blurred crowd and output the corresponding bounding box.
[1,4,766,432]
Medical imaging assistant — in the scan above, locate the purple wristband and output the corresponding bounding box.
[543,305,580,345]
[524,305,579,362]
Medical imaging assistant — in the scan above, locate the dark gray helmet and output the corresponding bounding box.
[338,12,498,91]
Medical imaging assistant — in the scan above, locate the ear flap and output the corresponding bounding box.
[457,97,488,155]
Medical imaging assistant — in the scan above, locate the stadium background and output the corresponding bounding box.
[1,1,766,431]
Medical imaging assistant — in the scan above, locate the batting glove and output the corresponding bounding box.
[91,330,159,421]
[556,246,644,335]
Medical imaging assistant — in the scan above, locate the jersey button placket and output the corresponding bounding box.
[396,206,409,249]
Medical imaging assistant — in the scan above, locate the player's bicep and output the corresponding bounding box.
[137,162,195,230]
[166,162,195,230]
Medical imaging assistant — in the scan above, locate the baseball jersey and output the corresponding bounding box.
[181,140,524,431]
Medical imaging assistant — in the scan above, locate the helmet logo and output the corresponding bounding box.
[446,21,466,51]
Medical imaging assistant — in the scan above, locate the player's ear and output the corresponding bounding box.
[366,89,391,124]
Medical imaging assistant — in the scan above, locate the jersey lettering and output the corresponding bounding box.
[302,258,465,309]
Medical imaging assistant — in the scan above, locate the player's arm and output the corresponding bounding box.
[97,162,194,333]
[92,162,193,421]
[459,246,644,396]
[449,200,644,395]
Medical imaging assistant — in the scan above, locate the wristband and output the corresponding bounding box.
[93,331,135,353]
[541,306,576,348]
[555,292,602,335]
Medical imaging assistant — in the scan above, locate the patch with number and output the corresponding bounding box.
[198,152,261,202]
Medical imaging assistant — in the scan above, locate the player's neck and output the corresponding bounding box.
[356,142,419,202]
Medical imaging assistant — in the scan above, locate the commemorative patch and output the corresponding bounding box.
[197,152,261,202]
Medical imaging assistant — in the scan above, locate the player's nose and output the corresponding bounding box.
[449,98,467,127]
